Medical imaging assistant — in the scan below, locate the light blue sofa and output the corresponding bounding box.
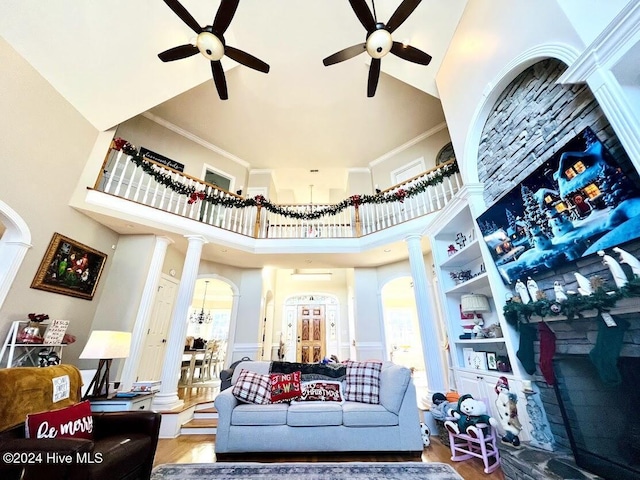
[214,360,423,454]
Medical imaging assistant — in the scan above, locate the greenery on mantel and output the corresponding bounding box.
[503,276,640,327]
[112,138,460,221]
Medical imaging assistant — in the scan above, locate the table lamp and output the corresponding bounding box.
[461,293,491,336]
[80,330,131,399]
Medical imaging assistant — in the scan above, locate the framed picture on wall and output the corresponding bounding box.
[30,232,107,300]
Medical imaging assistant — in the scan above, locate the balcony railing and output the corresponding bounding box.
[93,144,462,239]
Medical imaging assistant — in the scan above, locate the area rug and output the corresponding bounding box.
[151,462,463,480]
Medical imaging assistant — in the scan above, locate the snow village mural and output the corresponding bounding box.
[477,127,640,285]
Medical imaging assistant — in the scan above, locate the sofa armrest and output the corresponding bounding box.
[213,388,238,453]
[92,411,161,440]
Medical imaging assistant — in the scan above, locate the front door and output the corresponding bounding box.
[296,305,325,363]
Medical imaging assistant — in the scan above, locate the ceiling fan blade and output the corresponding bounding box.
[225,46,270,73]
[348,0,376,32]
[323,43,366,66]
[391,42,432,65]
[367,58,381,97]
[211,60,228,100]
[213,0,240,35]
[163,0,202,34]
[158,44,199,62]
[386,0,422,33]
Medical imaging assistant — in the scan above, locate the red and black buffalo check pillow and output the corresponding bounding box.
[232,369,271,404]
[344,360,382,404]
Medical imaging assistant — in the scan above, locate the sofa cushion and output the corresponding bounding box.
[25,400,93,439]
[379,362,411,414]
[342,402,399,427]
[231,403,288,426]
[232,369,271,404]
[270,371,302,403]
[344,360,382,404]
[287,402,343,426]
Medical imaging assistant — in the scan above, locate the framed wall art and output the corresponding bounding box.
[31,233,107,300]
[486,352,498,370]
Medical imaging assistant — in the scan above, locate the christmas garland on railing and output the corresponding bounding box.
[503,275,640,327]
[112,138,459,220]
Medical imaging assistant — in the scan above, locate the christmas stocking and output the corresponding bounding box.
[589,316,630,385]
[517,324,537,375]
[538,322,556,385]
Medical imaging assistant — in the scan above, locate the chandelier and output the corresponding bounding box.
[189,280,213,324]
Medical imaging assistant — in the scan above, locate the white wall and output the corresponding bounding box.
[351,267,384,359]
[115,116,248,190]
[0,37,120,366]
[370,127,451,189]
[436,0,586,180]
[557,0,629,46]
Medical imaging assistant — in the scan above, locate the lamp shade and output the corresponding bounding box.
[79,330,131,359]
[461,294,491,314]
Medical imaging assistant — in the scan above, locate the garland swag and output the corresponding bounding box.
[503,275,640,328]
[113,138,459,221]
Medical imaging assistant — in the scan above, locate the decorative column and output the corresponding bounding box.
[152,235,206,410]
[405,233,447,397]
[120,236,173,391]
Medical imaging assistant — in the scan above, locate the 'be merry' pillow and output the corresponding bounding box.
[25,400,94,439]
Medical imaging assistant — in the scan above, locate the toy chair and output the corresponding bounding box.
[445,404,501,474]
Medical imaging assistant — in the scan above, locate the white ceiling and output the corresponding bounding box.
[0,0,467,268]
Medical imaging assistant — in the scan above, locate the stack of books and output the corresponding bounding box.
[131,380,161,393]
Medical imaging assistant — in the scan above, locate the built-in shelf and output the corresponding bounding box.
[445,272,490,294]
[454,338,507,345]
[440,239,482,268]
[458,367,515,379]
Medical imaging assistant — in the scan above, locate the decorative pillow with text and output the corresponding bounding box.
[25,400,94,440]
[269,371,302,403]
[297,380,344,403]
[232,369,271,404]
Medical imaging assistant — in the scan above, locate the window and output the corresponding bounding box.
[435,142,456,166]
[584,184,601,198]
[204,170,232,191]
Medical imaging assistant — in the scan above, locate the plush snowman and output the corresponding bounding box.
[494,377,522,446]
[420,422,431,447]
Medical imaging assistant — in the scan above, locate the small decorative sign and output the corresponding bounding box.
[52,375,70,402]
[140,147,184,172]
[43,320,70,345]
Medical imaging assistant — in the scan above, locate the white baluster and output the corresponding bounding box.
[104,150,123,193]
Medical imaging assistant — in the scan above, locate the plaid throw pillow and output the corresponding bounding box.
[232,369,271,404]
[344,360,382,404]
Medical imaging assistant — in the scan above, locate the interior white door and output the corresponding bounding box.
[137,275,178,381]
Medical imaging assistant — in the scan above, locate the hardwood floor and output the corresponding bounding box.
[153,388,505,480]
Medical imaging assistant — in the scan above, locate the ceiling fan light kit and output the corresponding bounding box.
[322,0,432,97]
[159,0,430,100]
[158,0,270,100]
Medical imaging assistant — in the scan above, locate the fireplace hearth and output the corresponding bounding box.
[553,354,640,480]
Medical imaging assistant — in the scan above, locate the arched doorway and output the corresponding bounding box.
[0,199,31,311]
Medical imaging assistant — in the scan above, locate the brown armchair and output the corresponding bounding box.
[0,364,161,480]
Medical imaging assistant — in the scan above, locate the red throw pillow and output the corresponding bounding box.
[270,371,302,403]
[25,400,93,439]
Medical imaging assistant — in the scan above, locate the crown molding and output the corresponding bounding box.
[249,169,274,175]
[369,122,448,168]
[142,111,251,169]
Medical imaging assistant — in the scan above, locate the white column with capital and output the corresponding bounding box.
[152,235,207,410]
[405,233,447,399]
[120,236,173,391]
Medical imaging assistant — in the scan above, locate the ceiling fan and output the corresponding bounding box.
[323,0,432,97]
[158,0,270,100]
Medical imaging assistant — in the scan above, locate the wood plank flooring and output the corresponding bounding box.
[153,388,505,480]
